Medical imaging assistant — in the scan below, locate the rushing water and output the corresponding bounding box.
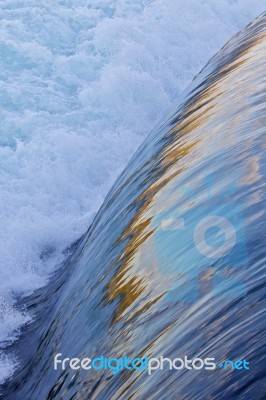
[2,11,266,400]
[2,1,265,382]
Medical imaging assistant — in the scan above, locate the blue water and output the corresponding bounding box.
[2,11,265,400]
[1,1,265,383]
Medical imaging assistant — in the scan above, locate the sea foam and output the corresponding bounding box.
[0,0,264,384]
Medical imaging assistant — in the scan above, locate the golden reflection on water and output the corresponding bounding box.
[105,29,266,328]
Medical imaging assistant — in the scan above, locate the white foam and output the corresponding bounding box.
[0,0,264,384]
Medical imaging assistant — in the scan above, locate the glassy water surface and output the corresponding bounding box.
[2,12,266,400]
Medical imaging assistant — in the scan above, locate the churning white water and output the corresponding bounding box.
[0,0,264,383]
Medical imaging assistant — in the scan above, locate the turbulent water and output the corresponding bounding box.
[2,11,265,400]
[1,0,265,385]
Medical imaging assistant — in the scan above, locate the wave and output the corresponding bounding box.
[1,0,265,384]
[2,11,265,400]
